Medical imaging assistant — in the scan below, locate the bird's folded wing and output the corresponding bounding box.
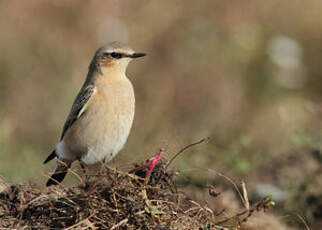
[60,84,96,140]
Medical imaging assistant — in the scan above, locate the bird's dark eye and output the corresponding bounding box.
[110,52,123,59]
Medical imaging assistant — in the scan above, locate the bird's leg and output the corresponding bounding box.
[111,155,117,169]
[101,153,114,172]
[79,160,89,187]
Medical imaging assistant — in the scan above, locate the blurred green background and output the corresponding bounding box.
[0,1,321,228]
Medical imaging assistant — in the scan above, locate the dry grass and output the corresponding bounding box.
[0,160,276,229]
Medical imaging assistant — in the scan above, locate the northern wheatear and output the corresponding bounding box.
[44,41,145,186]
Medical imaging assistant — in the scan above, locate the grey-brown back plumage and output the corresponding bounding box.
[59,50,103,140]
[60,83,95,140]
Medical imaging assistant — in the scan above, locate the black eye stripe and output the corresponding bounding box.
[110,52,123,59]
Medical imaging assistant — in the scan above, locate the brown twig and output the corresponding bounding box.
[214,196,274,226]
[206,169,246,206]
[241,180,249,210]
[283,213,311,230]
[165,137,209,170]
[64,213,96,230]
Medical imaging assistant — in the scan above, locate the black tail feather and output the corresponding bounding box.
[43,150,56,164]
[46,171,68,187]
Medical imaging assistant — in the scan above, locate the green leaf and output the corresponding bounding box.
[144,205,150,214]
[144,205,165,215]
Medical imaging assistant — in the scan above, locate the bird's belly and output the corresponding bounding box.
[62,94,134,165]
[80,103,134,165]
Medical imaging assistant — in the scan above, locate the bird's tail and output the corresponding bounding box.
[43,150,57,164]
[46,160,71,187]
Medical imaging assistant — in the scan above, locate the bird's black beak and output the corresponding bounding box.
[131,53,146,58]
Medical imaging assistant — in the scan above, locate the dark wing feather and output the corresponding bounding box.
[43,150,56,164]
[46,170,68,186]
[46,160,71,186]
[60,84,96,140]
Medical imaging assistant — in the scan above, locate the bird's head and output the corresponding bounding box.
[91,41,146,74]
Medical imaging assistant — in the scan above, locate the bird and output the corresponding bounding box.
[43,41,146,186]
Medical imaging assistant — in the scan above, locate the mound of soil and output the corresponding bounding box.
[0,161,273,229]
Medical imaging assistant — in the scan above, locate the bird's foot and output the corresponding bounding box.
[79,161,90,188]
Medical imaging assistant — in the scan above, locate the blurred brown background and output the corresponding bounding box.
[0,1,321,228]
